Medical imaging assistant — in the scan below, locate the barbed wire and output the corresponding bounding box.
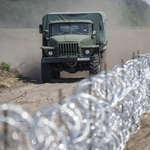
[0,53,150,150]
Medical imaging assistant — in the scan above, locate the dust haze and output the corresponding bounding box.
[1,2,150,149]
[0,0,150,80]
[0,29,42,79]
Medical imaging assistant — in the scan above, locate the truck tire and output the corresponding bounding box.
[41,63,53,83]
[53,71,60,79]
[89,54,99,75]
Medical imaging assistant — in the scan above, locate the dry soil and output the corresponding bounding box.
[0,27,150,149]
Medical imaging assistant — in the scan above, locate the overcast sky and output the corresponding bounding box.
[145,0,150,4]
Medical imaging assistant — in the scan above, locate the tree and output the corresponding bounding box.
[122,0,150,26]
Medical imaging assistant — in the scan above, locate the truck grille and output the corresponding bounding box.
[58,43,79,56]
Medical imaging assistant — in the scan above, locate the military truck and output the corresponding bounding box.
[39,12,108,83]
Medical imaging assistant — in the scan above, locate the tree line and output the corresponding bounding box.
[122,0,150,26]
[0,0,149,28]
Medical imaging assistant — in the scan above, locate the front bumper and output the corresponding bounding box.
[42,56,95,63]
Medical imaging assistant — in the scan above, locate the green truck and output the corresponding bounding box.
[39,12,108,83]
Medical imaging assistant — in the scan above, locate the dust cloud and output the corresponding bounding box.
[0,29,42,79]
[0,0,150,80]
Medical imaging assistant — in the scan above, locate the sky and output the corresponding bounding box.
[145,0,150,5]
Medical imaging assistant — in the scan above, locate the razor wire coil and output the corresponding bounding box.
[0,53,150,150]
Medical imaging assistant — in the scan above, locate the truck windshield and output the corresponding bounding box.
[71,23,91,34]
[50,23,91,35]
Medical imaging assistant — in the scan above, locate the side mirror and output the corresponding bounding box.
[99,22,104,31]
[44,30,49,40]
[39,25,43,34]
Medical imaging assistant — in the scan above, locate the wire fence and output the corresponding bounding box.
[0,53,150,150]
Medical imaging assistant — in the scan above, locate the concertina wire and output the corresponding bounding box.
[0,53,150,150]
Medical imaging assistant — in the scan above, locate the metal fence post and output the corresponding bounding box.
[3,109,8,150]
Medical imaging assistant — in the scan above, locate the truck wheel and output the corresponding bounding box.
[53,71,60,79]
[89,54,99,75]
[41,63,53,83]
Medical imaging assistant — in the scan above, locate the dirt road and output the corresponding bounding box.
[0,27,150,149]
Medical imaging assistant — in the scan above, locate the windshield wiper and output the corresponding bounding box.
[72,31,82,35]
[59,31,65,35]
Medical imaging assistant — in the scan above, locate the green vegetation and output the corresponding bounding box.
[122,0,150,26]
[0,62,11,71]
[0,0,149,28]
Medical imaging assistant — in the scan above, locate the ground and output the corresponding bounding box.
[0,27,150,149]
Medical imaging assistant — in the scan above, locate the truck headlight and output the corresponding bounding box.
[85,49,90,55]
[48,51,53,56]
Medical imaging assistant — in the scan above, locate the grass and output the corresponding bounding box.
[0,62,11,71]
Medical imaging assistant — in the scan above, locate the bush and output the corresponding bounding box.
[0,62,11,71]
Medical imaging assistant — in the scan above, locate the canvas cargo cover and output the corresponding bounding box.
[42,12,109,44]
